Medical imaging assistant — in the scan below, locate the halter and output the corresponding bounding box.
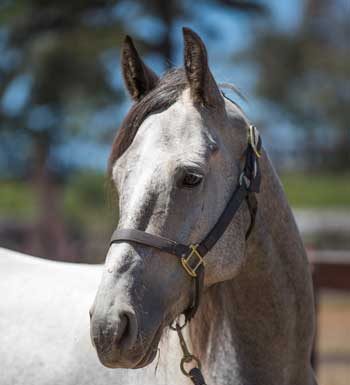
[109,124,262,385]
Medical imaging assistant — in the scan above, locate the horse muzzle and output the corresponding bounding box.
[90,305,141,368]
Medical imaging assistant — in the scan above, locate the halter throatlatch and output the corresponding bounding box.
[109,124,262,385]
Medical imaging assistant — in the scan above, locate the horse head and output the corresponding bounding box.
[90,28,254,369]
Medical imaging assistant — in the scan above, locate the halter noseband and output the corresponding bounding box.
[109,124,262,321]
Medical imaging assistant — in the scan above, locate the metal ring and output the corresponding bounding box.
[248,125,261,158]
[180,355,201,377]
[253,159,257,178]
[239,172,251,188]
[169,315,187,331]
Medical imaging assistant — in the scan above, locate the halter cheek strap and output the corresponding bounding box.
[109,125,262,322]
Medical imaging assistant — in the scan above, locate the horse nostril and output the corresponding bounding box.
[113,311,138,352]
[113,314,128,345]
[91,310,138,354]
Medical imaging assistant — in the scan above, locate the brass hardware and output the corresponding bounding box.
[170,316,187,331]
[175,323,201,377]
[181,244,205,278]
[180,355,202,377]
[248,125,261,158]
[239,172,251,188]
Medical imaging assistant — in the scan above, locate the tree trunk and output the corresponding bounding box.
[30,133,72,261]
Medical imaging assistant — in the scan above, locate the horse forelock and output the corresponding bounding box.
[108,69,188,177]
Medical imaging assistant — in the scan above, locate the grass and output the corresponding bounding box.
[0,181,36,219]
[280,172,350,208]
[0,173,116,224]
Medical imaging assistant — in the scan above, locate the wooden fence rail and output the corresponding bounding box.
[309,250,350,371]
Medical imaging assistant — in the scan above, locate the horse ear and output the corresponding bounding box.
[182,27,223,108]
[121,36,159,101]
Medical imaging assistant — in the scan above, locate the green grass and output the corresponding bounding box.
[0,173,116,224]
[280,172,350,208]
[0,181,36,219]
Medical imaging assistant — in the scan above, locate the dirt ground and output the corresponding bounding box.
[316,290,350,385]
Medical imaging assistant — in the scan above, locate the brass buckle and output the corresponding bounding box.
[248,125,261,158]
[181,244,205,278]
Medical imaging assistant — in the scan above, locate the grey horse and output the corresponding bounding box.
[1,28,317,385]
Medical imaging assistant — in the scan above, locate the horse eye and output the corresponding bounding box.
[181,173,203,188]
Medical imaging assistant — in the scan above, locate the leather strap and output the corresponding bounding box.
[245,193,258,240]
[110,228,189,258]
[189,367,207,385]
[110,183,250,260]
[184,265,204,320]
[196,183,249,257]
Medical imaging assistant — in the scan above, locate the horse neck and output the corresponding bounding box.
[188,153,316,385]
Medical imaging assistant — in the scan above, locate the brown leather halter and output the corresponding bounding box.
[109,124,262,322]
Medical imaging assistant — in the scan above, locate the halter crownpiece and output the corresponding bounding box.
[109,124,262,385]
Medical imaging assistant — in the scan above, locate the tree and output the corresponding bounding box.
[0,0,125,260]
[239,0,350,171]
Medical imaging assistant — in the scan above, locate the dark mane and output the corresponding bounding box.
[108,68,189,176]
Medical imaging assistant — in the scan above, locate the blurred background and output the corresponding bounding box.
[0,1,349,384]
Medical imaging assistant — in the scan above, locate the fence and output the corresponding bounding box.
[309,250,350,371]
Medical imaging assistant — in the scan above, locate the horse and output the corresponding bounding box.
[1,28,317,385]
